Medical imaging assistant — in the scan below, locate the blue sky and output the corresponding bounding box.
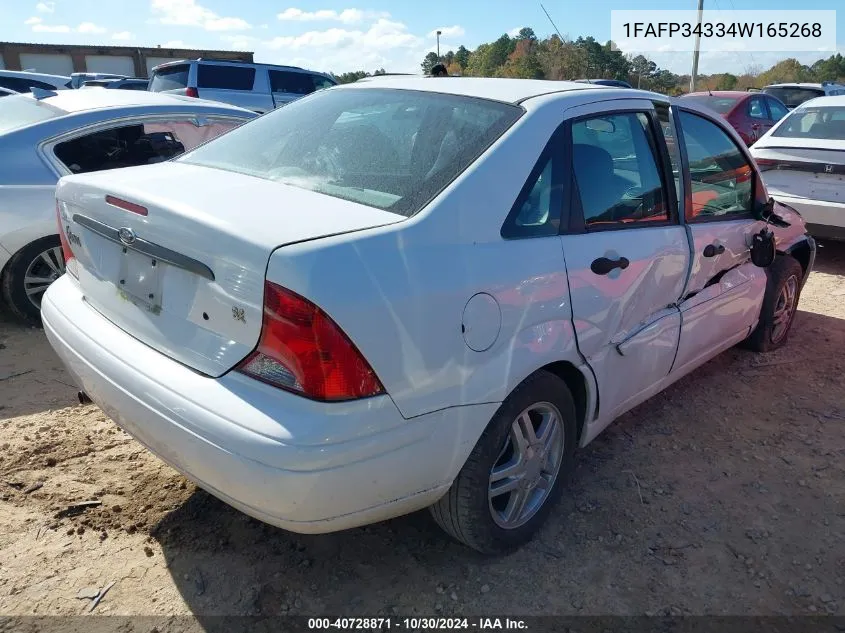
[3,0,843,75]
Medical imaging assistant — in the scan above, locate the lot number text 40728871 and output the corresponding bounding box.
[307,617,528,630]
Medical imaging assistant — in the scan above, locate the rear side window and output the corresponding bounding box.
[198,65,256,91]
[270,70,317,95]
[53,119,243,174]
[571,111,668,227]
[767,98,789,121]
[179,88,522,217]
[149,65,190,92]
[0,77,60,93]
[678,111,754,220]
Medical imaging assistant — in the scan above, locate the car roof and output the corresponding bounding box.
[337,77,622,104]
[152,58,330,76]
[793,95,845,108]
[683,91,749,98]
[29,88,252,113]
[764,83,827,89]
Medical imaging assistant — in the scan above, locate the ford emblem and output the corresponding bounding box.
[118,227,136,245]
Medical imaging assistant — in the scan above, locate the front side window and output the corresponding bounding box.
[179,88,522,217]
[748,97,767,120]
[197,65,256,91]
[767,98,789,121]
[571,111,668,227]
[679,111,754,221]
[54,119,243,174]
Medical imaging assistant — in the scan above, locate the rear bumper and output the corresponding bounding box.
[42,275,497,533]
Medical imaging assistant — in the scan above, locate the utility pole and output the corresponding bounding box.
[436,30,442,59]
[689,0,704,92]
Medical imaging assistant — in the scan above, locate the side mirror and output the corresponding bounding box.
[755,196,791,228]
[750,228,775,268]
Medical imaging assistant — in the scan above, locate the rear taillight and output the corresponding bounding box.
[185,86,199,98]
[236,281,384,401]
[56,202,78,278]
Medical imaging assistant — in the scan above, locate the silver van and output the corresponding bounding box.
[148,59,336,113]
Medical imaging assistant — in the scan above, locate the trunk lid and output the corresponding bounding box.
[753,142,845,203]
[56,162,403,377]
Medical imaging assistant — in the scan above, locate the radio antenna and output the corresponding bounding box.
[540,3,564,41]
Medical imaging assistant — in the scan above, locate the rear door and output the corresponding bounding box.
[559,99,689,421]
[671,108,768,375]
[196,63,272,112]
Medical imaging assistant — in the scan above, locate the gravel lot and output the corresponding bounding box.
[1,242,843,618]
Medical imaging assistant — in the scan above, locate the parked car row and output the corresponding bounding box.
[0,58,338,115]
[19,77,815,553]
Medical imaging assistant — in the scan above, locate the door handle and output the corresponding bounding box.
[590,256,630,275]
[703,243,725,257]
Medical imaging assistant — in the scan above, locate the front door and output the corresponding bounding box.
[559,101,690,421]
[671,108,768,375]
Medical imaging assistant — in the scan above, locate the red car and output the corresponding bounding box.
[679,90,789,146]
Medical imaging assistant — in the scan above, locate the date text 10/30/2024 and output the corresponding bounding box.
[308,618,529,630]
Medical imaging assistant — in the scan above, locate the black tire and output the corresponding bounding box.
[743,255,803,353]
[429,370,577,554]
[1,236,63,326]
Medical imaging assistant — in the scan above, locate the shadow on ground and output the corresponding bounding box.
[152,308,845,619]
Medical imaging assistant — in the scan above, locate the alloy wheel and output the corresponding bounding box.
[488,402,565,530]
[23,246,65,310]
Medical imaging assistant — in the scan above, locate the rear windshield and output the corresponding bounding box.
[772,107,845,140]
[149,65,190,92]
[762,87,824,108]
[0,95,64,135]
[681,95,740,114]
[179,88,522,217]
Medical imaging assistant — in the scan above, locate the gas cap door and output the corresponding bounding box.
[462,292,501,352]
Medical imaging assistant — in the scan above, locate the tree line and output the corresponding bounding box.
[331,27,845,95]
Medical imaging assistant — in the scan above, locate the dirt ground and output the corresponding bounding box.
[0,243,843,620]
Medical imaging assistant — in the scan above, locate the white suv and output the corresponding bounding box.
[148,59,337,113]
[762,81,845,110]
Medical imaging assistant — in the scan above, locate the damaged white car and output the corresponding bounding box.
[43,78,815,553]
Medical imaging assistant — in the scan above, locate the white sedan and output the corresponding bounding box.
[43,78,815,553]
[0,89,255,323]
[751,95,845,241]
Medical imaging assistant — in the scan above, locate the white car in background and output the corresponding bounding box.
[0,89,255,323]
[43,78,814,553]
[751,95,845,241]
[0,69,72,93]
